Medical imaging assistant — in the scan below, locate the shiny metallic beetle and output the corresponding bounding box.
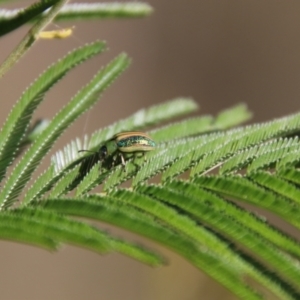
[100,131,156,167]
[79,131,156,169]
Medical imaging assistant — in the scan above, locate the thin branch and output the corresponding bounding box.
[0,0,69,79]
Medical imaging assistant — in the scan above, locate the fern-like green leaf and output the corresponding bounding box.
[103,104,253,188]
[245,139,300,174]
[23,165,58,205]
[214,103,252,129]
[75,162,102,196]
[53,98,197,170]
[23,99,197,204]
[138,181,300,257]
[105,134,217,190]
[54,2,154,20]
[33,196,263,299]
[138,183,300,298]
[219,137,300,175]
[194,175,300,229]
[2,207,111,254]
[0,2,153,24]
[87,97,198,150]
[3,204,164,266]
[278,168,300,185]
[34,197,195,256]
[108,190,278,297]
[149,103,251,143]
[150,116,213,142]
[0,213,57,250]
[276,149,300,170]
[107,237,165,267]
[0,53,130,209]
[250,171,300,205]
[34,197,197,266]
[0,41,106,183]
[190,112,300,177]
[48,166,80,198]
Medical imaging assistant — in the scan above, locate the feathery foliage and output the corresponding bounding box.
[2,1,300,300]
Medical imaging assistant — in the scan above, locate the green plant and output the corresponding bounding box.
[1,1,300,299]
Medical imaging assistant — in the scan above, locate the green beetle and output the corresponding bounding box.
[79,131,156,169]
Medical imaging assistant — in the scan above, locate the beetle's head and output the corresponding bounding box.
[99,145,108,160]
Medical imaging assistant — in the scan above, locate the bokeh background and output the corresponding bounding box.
[1,1,300,299]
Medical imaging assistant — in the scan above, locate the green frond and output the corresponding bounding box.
[50,98,197,175]
[0,2,153,24]
[0,0,60,36]
[168,180,300,259]
[150,116,213,142]
[102,104,252,188]
[0,41,106,183]
[132,137,204,187]
[220,137,300,175]
[75,162,102,196]
[108,190,253,269]
[163,111,281,181]
[2,202,165,266]
[158,104,251,181]
[194,175,300,229]
[0,53,130,209]
[214,103,252,129]
[54,2,154,21]
[2,1,300,296]
[19,103,300,300]
[149,103,252,143]
[33,197,194,256]
[22,197,164,265]
[250,171,300,205]
[247,138,300,174]
[87,97,198,150]
[1,206,111,254]
[162,132,228,181]
[105,189,293,299]
[33,197,199,265]
[23,99,197,204]
[107,237,165,267]
[33,197,263,299]
[0,213,57,250]
[23,165,58,205]
[190,112,300,177]
[277,150,300,170]
[48,166,80,198]
[9,207,112,254]
[52,137,87,173]
[278,168,300,185]
[138,183,300,298]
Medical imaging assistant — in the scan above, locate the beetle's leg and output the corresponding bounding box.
[119,153,127,172]
[120,153,126,166]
